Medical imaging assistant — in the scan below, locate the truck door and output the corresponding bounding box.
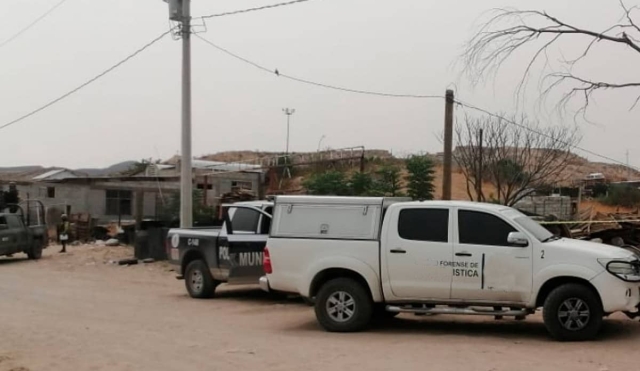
[218,206,271,285]
[384,207,453,300]
[0,216,17,255]
[451,209,532,303]
[8,215,29,252]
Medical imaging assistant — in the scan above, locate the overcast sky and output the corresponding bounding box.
[0,0,638,169]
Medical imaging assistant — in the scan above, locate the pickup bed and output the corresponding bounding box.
[0,202,47,260]
[167,201,273,298]
[262,196,640,341]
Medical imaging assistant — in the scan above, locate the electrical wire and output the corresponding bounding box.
[0,0,70,49]
[455,99,640,171]
[199,0,316,19]
[193,33,636,169]
[194,34,445,99]
[0,29,173,132]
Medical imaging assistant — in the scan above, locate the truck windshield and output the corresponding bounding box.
[513,216,553,242]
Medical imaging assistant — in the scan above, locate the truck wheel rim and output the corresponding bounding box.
[558,298,590,331]
[190,270,204,293]
[326,291,356,323]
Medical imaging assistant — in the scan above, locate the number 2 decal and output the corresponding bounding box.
[541,250,545,259]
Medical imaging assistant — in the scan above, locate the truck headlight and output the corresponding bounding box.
[599,259,640,282]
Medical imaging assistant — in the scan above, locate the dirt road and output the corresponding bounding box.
[1,244,639,371]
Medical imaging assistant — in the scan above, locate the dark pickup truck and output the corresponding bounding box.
[167,201,273,298]
[0,201,48,260]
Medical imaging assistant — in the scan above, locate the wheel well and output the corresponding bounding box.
[309,268,372,299]
[181,250,206,274]
[535,276,603,308]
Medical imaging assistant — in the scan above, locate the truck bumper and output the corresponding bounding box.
[259,276,270,293]
[591,272,640,313]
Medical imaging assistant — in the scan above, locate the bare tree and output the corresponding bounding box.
[453,115,581,206]
[462,1,640,115]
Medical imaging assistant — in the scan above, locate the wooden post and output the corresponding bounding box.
[442,89,455,200]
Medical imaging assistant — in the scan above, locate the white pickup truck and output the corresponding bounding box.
[260,196,640,341]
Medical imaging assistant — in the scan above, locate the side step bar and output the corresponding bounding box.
[386,305,529,317]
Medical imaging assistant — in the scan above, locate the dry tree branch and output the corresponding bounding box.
[462,2,640,114]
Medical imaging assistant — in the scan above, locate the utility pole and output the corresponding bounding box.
[476,128,483,202]
[442,89,454,200]
[282,108,295,155]
[163,0,193,227]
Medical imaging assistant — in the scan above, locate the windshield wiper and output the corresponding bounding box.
[541,235,561,243]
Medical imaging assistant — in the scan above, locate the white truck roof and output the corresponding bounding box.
[271,197,515,241]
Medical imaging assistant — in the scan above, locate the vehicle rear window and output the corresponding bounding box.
[398,208,449,242]
[458,210,516,246]
[231,208,260,233]
[0,216,7,227]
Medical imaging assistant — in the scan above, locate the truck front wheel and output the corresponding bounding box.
[315,278,373,332]
[185,260,218,299]
[542,283,603,341]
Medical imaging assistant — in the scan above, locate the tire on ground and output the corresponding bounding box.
[27,239,43,260]
[185,259,217,299]
[542,283,603,341]
[315,278,373,332]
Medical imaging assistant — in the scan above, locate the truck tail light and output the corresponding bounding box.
[263,247,272,274]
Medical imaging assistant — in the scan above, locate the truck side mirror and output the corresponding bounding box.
[507,232,529,247]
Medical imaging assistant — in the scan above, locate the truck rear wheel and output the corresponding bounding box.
[185,260,217,299]
[542,283,603,341]
[315,278,373,332]
[27,240,43,260]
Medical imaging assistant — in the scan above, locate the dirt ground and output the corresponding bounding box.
[1,244,640,371]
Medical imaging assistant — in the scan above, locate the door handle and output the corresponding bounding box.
[455,252,472,257]
[390,248,406,254]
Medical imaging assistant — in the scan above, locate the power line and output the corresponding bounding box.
[199,0,316,19]
[194,34,444,99]
[455,99,639,171]
[0,0,70,49]
[0,29,173,132]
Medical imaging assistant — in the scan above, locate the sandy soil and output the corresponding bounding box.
[1,244,640,371]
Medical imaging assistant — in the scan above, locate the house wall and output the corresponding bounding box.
[14,183,160,224]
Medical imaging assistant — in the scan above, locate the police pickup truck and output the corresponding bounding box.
[167,201,272,298]
[261,196,640,341]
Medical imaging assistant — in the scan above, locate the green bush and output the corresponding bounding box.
[405,155,435,200]
[601,185,640,207]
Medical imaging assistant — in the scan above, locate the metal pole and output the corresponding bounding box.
[282,108,295,155]
[180,0,193,228]
[476,128,483,202]
[442,89,454,200]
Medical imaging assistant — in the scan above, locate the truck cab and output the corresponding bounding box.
[168,201,273,298]
[262,196,640,341]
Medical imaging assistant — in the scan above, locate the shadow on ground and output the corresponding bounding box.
[286,314,640,342]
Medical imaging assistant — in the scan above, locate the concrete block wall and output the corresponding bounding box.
[514,196,573,220]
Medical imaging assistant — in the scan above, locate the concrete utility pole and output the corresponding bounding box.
[476,128,483,201]
[282,108,295,155]
[164,0,193,227]
[442,89,455,200]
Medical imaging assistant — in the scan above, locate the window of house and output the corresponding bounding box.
[458,210,517,247]
[231,181,253,190]
[196,184,213,190]
[106,190,133,216]
[397,208,449,242]
[47,187,56,199]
